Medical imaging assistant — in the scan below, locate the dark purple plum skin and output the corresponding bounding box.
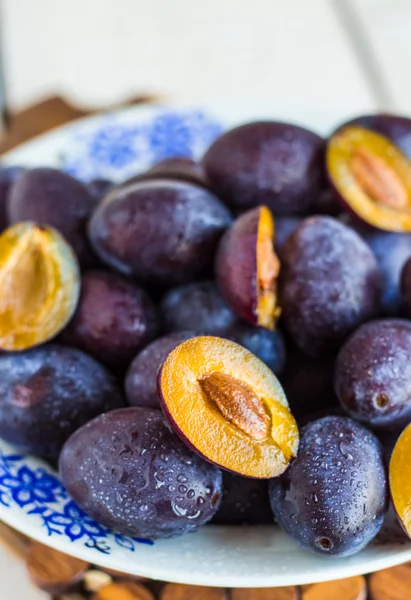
[0,345,124,460]
[0,166,25,232]
[335,319,411,430]
[62,271,158,368]
[279,342,337,420]
[401,257,411,316]
[225,323,286,375]
[279,216,382,357]
[8,168,99,268]
[340,113,411,159]
[342,214,411,315]
[161,281,237,335]
[215,207,261,326]
[87,179,114,201]
[122,158,210,190]
[59,407,223,539]
[274,216,302,259]
[212,472,273,525]
[88,180,232,285]
[269,416,387,557]
[125,331,197,408]
[202,121,324,215]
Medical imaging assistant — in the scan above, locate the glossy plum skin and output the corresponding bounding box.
[400,257,411,316]
[0,345,124,460]
[202,122,324,215]
[161,281,237,335]
[59,407,223,539]
[341,113,411,159]
[335,319,411,430]
[269,416,387,556]
[0,166,25,233]
[8,168,99,268]
[62,271,158,368]
[225,323,286,375]
[213,472,273,525]
[89,180,232,285]
[279,216,382,357]
[125,332,197,408]
[342,214,411,315]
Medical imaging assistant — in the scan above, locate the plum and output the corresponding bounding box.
[161,281,236,335]
[0,222,80,351]
[202,121,324,214]
[269,416,387,556]
[88,180,232,285]
[213,473,272,525]
[8,168,99,267]
[125,331,197,408]
[225,323,286,375]
[62,270,158,368]
[389,423,411,539]
[279,216,381,357]
[158,336,298,478]
[327,125,411,232]
[342,214,411,315]
[341,113,411,159]
[335,319,411,430]
[0,345,123,460]
[59,407,223,539]
[216,206,280,330]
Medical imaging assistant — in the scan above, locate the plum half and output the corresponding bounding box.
[389,423,411,538]
[0,222,79,351]
[327,126,411,232]
[216,206,280,330]
[158,336,298,478]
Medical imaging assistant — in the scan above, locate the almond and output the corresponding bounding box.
[351,147,407,210]
[199,372,269,440]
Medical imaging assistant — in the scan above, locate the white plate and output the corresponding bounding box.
[0,103,410,587]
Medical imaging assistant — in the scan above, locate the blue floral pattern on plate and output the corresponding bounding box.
[0,449,153,554]
[62,108,223,182]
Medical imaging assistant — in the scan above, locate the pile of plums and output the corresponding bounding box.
[2,113,411,558]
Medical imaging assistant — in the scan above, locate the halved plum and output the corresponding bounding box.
[327,126,411,232]
[389,423,411,538]
[0,222,79,351]
[158,336,298,478]
[216,206,280,330]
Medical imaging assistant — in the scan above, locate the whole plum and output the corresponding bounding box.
[59,407,223,539]
[279,216,381,357]
[225,323,286,375]
[269,416,387,556]
[0,345,124,460]
[161,281,236,335]
[0,166,25,233]
[335,319,411,430]
[8,168,99,267]
[62,270,158,368]
[88,180,232,285]
[202,121,324,214]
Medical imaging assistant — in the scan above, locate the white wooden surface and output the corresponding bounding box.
[0,0,407,597]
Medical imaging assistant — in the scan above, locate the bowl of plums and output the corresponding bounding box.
[0,104,411,587]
